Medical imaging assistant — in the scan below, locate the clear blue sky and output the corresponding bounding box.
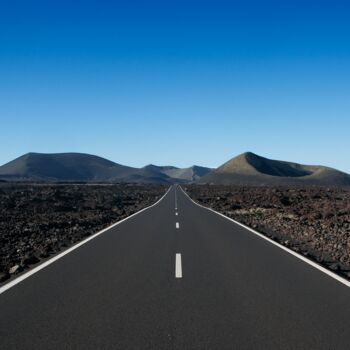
[1,0,349,172]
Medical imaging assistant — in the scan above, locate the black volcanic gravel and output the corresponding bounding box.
[185,185,350,278]
[0,183,166,282]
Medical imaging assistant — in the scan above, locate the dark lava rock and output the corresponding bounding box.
[0,272,9,282]
[185,185,350,278]
[0,183,166,279]
[23,254,40,266]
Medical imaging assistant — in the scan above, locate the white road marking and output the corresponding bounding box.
[0,187,173,295]
[179,186,350,289]
[176,222,180,229]
[175,212,178,216]
[175,185,178,210]
[175,253,182,278]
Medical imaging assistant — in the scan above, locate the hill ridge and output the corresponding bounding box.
[199,152,350,186]
[1,151,349,186]
[0,152,212,184]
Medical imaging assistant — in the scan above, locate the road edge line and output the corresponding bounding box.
[180,186,350,288]
[0,186,172,295]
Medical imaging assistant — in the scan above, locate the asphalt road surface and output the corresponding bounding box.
[1,185,350,349]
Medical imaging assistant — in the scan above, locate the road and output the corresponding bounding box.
[1,185,350,349]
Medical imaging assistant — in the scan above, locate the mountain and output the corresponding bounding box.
[162,165,212,182]
[2,151,347,186]
[0,153,136,182]
[0,153,211,184]
[198,152,350,186]
[143,164,212,182]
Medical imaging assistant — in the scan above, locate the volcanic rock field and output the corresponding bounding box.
[185,185,350,278]
[1,181,350,283]
[0,183,166,282]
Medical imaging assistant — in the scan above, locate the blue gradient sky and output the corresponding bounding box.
[1,0,349,171]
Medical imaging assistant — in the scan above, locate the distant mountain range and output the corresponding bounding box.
[0,151,349,186]
[0,153,211,184]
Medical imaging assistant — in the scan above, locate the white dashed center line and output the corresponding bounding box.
[175,253,182,278]
[175,186,178,210]
[176,222,180,229]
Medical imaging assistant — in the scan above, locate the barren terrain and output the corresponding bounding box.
[185,185,350,278]
[0,183,166,282]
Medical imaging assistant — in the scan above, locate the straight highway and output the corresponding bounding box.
[1,185,350,349]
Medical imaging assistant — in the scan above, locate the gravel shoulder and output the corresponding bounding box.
[0,183,167,283]
[185,185,350,279]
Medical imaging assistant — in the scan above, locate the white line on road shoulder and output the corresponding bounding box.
[175,253,182,278]
[176,222,180,229]
[179,186,350,288]
[0,186,173,295]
